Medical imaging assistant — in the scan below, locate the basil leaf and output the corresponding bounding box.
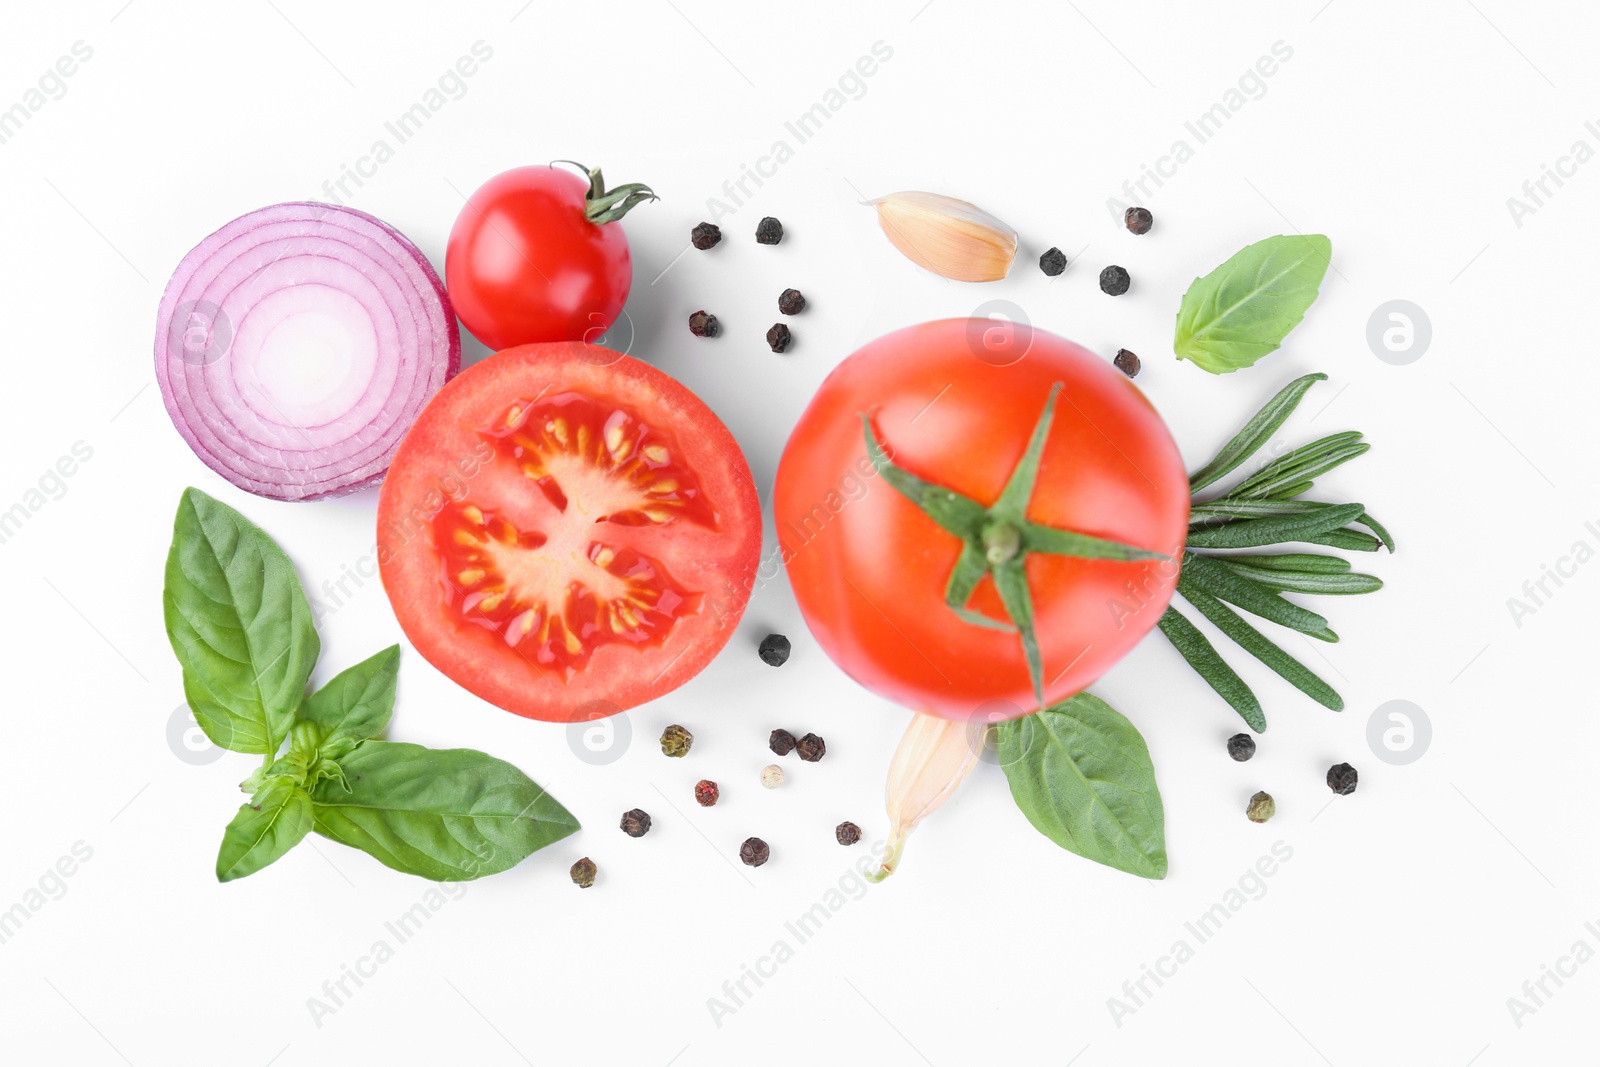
[1174,234,1332,374]
[301,646,399,759]
[216,776,313,882]
[163,488,319,754]
[311,741,579,881]
[997,693,1167,879]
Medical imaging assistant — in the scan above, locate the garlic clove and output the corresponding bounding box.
[867,712,986,881]
[868,191,1018,282]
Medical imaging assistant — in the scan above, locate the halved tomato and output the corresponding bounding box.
[377,343,761,721]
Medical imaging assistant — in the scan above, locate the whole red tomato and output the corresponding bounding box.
[445,164,655,351]
[774,319,1189,721]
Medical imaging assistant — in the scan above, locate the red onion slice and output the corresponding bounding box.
[155,202,460,501]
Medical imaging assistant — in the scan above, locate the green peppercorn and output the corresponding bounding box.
[660,724,693,757]
[1327,763,1359,795]
[1227,733,1256,761]
[620,809,652,837]
[570,857,597,888]
[1246,791,1275,823]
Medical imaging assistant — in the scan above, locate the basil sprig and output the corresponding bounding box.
[1174,234,1333,374]
[163,488,579,883]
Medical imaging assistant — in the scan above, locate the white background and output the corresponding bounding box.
[2,1,1595,1064]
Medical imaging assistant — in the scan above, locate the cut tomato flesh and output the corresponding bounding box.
[378,343,760,722]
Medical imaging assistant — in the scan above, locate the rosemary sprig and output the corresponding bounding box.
[1162,373,1394,731]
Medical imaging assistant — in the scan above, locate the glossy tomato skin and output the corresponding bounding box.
[774,320,1189,722]
[445,167,632,351]
[378,342,760,722]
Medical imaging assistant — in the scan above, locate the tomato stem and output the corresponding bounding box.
[551,160,659,225]
[861,390,1169,707]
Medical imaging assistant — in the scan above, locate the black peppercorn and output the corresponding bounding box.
[620,809,652,837]
[778,288,806,315]
[1039,247,1067,276]
[758,633,791,666]
[835,821,862,846]
[1327,763,1359,795]
[756,217,784,245]
[766,323,792,353]
[1099,265,1131,296]
[769,728,797,756]
[1227,733,1256,762]
[739,837,770,866]
[691,222,722,250]
[796,732,826,762]
[1124,207,1153,235]
[660,724,693,757]
[1113,348,1141,378]
[688,310,720,338]
[570,857,596,888]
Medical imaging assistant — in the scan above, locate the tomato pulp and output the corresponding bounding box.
[773,319,1189,721]
[378,343,761,721]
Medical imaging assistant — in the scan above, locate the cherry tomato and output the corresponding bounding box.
[378,342,760,721]
[773,319,1189,721]
[445,164,654,351]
